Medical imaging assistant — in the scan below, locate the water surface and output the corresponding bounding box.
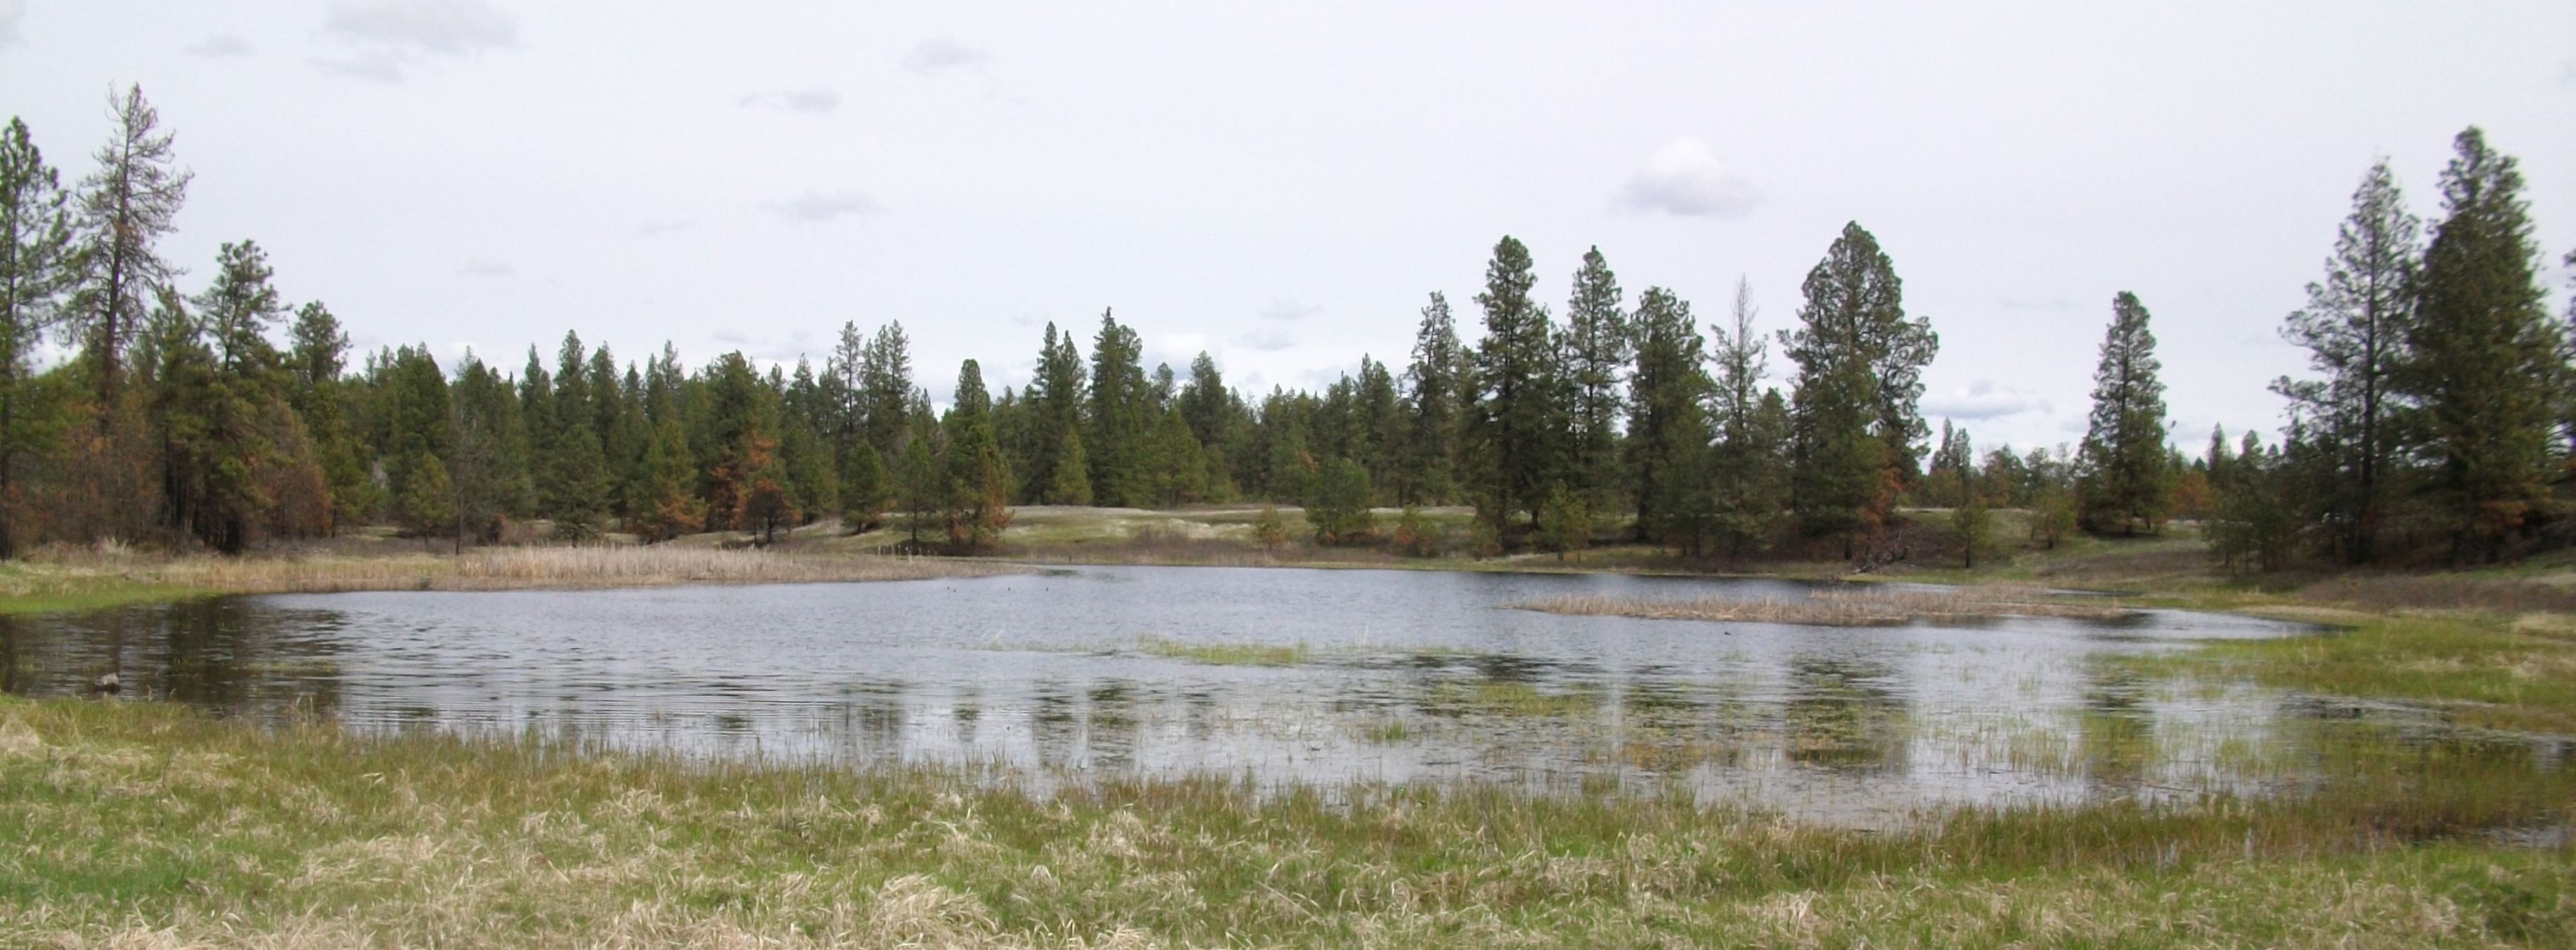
[4,565,2334,823]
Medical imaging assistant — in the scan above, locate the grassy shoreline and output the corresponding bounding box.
[2,695,2569,948]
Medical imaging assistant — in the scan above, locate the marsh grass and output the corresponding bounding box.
[2,696,2570,948]
[1134,634,1310,667]
[0,544,1019,612]
[1515,585,2128,627]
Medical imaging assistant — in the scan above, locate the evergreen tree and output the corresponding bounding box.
[1625,285,1711,548]
[2274,159,2420,563]
[1951,498,1992,568]
[1305,456,1374,544]
[1396,293,1464,504]
[1354,356,1401,494]
[1087,309,1149,506]
[0,117,75,557]
[1783,224,1933,549]
[1048,425,1093,506]
[838,442,890,532]
[939,359,1012,550]
[1561,246,1629,510]
[1538,480,1592,558]
[894,430,939,549]
[859,321,913,458]
[1179,352,1230,448]
[397,451,456,537]
[1023,322,1088,502]
[629,414,703,542]
[2400,127,2559,562]
[1710,278,1784,556]
[70,86,191,423]
[1142,406,1209,506]
[285,302,371,530]
[2077,293,2172,534]
[1468,236,1560,537]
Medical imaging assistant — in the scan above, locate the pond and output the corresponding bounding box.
[1,564,2359,823]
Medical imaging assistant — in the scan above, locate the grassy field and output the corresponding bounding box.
[7,510,2576,944]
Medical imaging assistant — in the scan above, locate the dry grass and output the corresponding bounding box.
[1515,585,2130,626]
[1,541,1022,605]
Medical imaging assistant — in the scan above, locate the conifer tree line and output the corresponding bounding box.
[4,91,2570,565]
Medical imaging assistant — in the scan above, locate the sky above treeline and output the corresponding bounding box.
[4,1,2572,454]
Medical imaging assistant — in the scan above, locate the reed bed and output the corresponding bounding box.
[2,542,1021,605]
[1515,585,2130,626]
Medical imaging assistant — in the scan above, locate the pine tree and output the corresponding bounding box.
[1561,246,1628,511]
[630,414,703,542]
[1469,236,1559,538]
[1625,286,1711,548]
[1024,322,1088,501]
[2274,159,2419,563]
[1538,480,1592,558]
[398,451,456,537]
[939,359,1012,550]
[1305,456,1373,544]
[1710,278,1783,556]
[838,443,889,532]
[1396,293,1464,505]
[70,86,191,424]
[895,431,939,549]
[0,117,75,557]
[2400,127,2559,562]
[1048,425,1093,506]
[859,321,913,458]
[285,302,371,530]
[1783,224,1934,549]
[1087,309,1149,506]
[2077,293,2172,534]
[1142,406,1208,506]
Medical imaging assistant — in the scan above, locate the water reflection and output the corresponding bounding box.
[0,564,2358,823]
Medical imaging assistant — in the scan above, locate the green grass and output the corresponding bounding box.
[2115,612,2576,734]
[1424,679,1604,717]
[1134,634,1310,667]
[1,696,2569,947]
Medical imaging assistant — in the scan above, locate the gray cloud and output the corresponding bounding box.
[1924,379,2052,421]
[1619,137,1760,219]
[1232,330,1297,352]
[903,36,990,76]
[763,191,884,223]
[738,86,841,113]
[461,256,514,278]
[0,0,21,49]
[317,0,516,82]
[187,34,253,57]
[1257,300,1321,322]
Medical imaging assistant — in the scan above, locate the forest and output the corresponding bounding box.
[3,87,2570,570]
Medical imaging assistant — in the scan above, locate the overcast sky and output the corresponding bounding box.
[4,1,2572,454]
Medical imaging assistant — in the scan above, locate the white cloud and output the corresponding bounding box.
[0,1,20,49]
[633,218,694,236]
[1232,330,1297,352]
[738,86,840,113]
[1257,300,1321,322]
[461,257,514,278]
[1618,137,1760,219]
[316,0,516,83]
[763,191,883,223]
[903,37,989,76]
[187,34,253,58]
[1923,379,2052,421]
